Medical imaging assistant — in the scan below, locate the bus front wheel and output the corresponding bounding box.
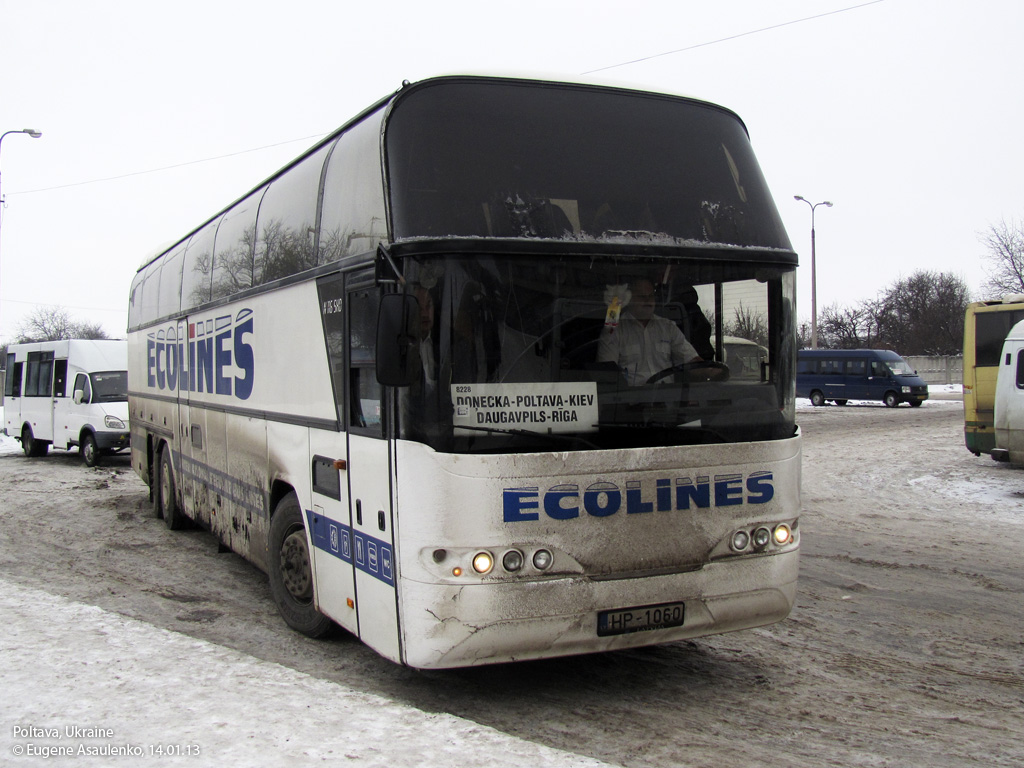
[809,390,826,407]
[82,433,101,467]
[268,493,334,639]
[884,391,900,408]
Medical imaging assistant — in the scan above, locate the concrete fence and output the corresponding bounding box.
[904,355,963,385]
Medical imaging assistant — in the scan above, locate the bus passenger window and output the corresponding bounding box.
[349,288,383,436]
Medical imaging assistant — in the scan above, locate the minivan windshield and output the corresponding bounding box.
[396,253,796,454]
[92,371,128,403]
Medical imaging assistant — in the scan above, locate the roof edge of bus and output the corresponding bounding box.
[397,71,745,123]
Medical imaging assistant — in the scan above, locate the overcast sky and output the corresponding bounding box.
[1,0,1019,340]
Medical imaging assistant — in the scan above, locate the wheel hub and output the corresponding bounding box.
[280,531,313,601]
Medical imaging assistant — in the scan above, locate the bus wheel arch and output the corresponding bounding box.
[809,390,826,407]
[21,424,49,457]
[884,391,900,408]
[268,491,334,639]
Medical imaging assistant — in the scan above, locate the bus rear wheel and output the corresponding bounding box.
[158,447,188,530]
[809,390,826,407]
[21,425,49,457]
[268,493,334,638]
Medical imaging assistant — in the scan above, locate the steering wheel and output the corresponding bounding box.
[646,360,730,385]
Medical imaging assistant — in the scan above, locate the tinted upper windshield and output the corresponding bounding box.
[92,371,128,403]
[397,254,796,453]
[386,79,791,250]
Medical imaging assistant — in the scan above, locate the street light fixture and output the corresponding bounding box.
[794,195,833,349]
[0,128,43,338]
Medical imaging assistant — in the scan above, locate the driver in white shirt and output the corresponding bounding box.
[596,277,709,386]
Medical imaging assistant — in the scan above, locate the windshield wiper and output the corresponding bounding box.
[455,424,600,450]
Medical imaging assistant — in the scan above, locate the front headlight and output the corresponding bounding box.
[104,415,126,430]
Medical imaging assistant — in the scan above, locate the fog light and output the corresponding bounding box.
[502,549,524,572]
[731,530,750,551]
[532,549,553,570]
[773,524,792,545]
[752,527,771,549]
[472,551,494,574]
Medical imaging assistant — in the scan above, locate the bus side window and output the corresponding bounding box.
[53,360,68,398]
[8,361,23,397]
[349,289,383,435]
[1017,351,1024,389]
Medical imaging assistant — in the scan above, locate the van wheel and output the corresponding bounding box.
[884,391,899,408]
[82,434,101,467]
[21,425,49,457]
[158,447,187,530]
[810,390,826,407]
[268,493,334,638]
[909,400,923,407]
[833,399,848,406]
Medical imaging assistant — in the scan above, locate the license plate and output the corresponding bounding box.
[597,601,685,637]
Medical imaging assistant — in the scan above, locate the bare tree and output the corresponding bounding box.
[818,303,878,349]
[873,271,971,355]
[14,306,110,343]
[810,271,970,355]
[980,218,1024,297]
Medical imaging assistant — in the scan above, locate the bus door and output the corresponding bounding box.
[25,350,56,441]
[50,357,71,448]
[345,282,401,663]
[306,273,359,636]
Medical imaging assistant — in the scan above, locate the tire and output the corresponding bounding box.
[157,447,188,530]
[82,433,101,467]
[909,400,923,408]
[268,493,334,638]
[21,425,49,457]
[833,399,848,406]
[884,391,899,408]
[810,390,826,407]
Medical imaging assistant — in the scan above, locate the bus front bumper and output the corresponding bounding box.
[398,549,798,669]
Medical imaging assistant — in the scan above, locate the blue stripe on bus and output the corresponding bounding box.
[305,510,395,588]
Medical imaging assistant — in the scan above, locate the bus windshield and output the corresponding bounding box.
[398,254,796,453]
[386,78,791,250]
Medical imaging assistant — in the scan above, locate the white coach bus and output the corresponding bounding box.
[127,75,801,669]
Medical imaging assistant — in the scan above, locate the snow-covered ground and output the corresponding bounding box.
[0,579,611,767]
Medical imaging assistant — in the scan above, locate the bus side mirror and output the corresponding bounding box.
[74,389,85,404]
[376,293,419,386]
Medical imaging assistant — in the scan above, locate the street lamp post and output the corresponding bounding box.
[0,128,43,338]
[793,195,833,349]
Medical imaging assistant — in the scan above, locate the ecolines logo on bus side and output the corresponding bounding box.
[146,309,255,400]
[503,472,775,522]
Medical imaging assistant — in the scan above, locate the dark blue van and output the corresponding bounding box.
[796,349,929,407]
